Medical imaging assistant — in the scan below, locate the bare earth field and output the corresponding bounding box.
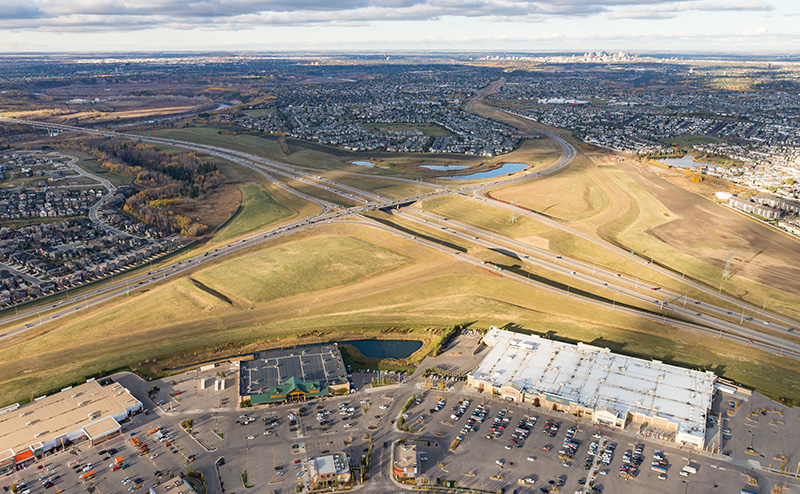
[170,184,242,231]
[490,148,800,321]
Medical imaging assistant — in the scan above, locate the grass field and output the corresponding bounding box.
[213,184,293,241]
[141,126,561,178]
[1,221,799,407]
[192,234,411,305]
[320,173,436,200]
[242,108,276,116]
[491,152,607,223]
[0,216,89,229]
[659,135,725,148]
[361,122,452,137]
[63,149,138,188]
[694,155,744,167]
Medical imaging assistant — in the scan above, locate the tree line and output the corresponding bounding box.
[77,137,222,236]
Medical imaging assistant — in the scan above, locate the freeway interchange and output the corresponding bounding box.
[1,115,800,361]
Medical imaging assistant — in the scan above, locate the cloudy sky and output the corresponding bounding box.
[0,0,797,52]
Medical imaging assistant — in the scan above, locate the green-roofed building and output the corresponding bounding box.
[249,376,331,405]
[238,344,351,406]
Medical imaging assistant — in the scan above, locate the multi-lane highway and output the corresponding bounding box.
[1,113,799,361]
[391,207,800,357]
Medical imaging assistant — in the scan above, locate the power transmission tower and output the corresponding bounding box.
[722,251,733,280]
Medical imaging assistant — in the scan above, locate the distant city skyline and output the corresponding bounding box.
[0,0,798,53]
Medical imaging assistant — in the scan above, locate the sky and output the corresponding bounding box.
[0,0,798,53]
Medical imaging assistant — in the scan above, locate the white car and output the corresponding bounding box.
[246,435,255,440]
[343,424,353,429]
[263,430,273,435]
[496,459,505,466]
[379,405,388,409]
[527,456,536,462]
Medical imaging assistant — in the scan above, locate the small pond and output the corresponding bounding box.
[352,161,375,167]
[438,162,528,180]
[656,155,723,171]
[342,339,423,359]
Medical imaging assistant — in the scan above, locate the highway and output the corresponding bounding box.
[1,114,799,361]
[390,207,800,357]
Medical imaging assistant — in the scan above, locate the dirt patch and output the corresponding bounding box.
[170,184,241,230]
[618,161,800,295]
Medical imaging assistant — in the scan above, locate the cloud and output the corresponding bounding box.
[607,0,773,19]
[0,0,43,19]
[0,0,777,31]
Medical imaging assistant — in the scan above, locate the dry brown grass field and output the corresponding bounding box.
[2,220,800,407]
[489,147,800,322]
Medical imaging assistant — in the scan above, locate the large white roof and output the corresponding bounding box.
[471,328,715,440]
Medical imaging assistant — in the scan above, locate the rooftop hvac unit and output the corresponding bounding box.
[71,394,77,398]
[26,421,32,426]
[35,432,43,438]
[77,401,84,406]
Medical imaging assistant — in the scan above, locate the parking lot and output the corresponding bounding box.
[398,388,792,494]
[5,414,205,494]
[6,333,800,494]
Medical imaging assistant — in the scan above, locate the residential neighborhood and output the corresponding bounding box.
[227,71,522,157]
[0,152,177,307]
